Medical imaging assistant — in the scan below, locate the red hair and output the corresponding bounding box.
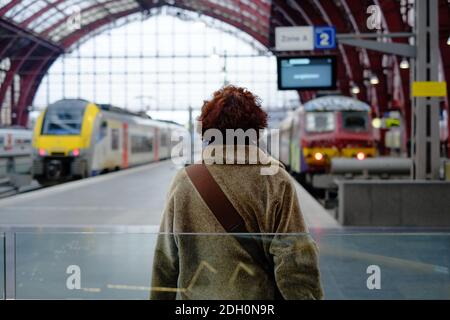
[198,85,268,136]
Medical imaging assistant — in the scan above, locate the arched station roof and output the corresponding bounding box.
[0,0,449,131]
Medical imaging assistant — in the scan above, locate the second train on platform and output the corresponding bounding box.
[32,99,185,185]
[274,95,377,182]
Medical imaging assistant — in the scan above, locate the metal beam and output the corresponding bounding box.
[376,0,414,155]
[15,54,56,126]
[0,0,21,17]
[337,32,415,39]
[0,18,63,53]
[314,0,371,102]
[338,38,416,58]
[411,0,442,180]
[19,0,67,28]
[311,0,365,99]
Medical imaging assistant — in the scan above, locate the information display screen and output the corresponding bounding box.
[277,56,337,90]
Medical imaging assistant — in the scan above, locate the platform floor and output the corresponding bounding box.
[0,160,338,229]
[1,162,449,300]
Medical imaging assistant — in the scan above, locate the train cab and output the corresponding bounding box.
[32,99,95,184]
[278,96,377,177]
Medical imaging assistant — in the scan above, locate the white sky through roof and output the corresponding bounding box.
[33,10,299,125]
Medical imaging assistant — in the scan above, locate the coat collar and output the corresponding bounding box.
[201,143,284,168]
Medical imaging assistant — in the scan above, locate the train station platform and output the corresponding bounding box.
[1,162,449,300]
[0,160,339,229]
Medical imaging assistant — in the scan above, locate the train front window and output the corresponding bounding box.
[342,111,369,132]
[305,112,335,133]
[41,102,85,135]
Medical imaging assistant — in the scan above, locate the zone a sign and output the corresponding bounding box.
[275,26,314,51]
[275,26,337,51]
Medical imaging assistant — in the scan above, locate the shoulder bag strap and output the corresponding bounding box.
[185,164,283,299]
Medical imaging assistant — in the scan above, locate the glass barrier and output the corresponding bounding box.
[15,233,157,300]
[316,232,450,299]
[12,232,450,300]
[0,233,4,300]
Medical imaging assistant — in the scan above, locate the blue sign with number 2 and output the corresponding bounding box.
[314,26,336,49]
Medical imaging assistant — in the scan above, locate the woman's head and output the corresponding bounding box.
[198,85,268,138]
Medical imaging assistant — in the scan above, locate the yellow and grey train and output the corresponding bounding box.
[32,99,185,185]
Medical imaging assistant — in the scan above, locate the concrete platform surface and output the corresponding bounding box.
[0,160,338,229]
[0,161,178,226]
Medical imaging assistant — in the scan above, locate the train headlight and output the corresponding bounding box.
[314,152,324,161]
[70,148,80,157]
[38,148,47,157]
[356,152,366,160]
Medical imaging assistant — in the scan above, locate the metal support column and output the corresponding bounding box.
[411,0,441,180]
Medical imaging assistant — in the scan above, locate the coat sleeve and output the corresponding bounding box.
[269,178,324,300]
[150,175,180,300]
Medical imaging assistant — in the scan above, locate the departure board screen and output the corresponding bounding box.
[277,56,337,90]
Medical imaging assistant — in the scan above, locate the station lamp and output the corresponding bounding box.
[351,84,360,95]
[369,74,380,85]
[372,118,382,129]
[400,58,410,70]
[447,35,450,46]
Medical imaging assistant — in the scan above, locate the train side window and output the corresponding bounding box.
[131,135,153,153]
[0,136,4,148]
[111,128,119,150]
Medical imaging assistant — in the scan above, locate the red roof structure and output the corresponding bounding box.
[0,0,449,133]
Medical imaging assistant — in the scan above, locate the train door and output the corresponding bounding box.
[110,125,121,169]
[122,122,129,168]
[91,118,109,175]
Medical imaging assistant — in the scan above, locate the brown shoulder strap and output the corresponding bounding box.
[185,163,284,299]
[185,164,247,233]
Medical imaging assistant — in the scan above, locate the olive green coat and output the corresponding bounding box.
[151,145,324,300]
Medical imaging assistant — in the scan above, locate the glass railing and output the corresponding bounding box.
[3,230,450,300]
[15,232,156,300]
[317,232,450,299]
[0,233,4,300]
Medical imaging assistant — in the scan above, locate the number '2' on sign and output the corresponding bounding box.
[314,27,336,50]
